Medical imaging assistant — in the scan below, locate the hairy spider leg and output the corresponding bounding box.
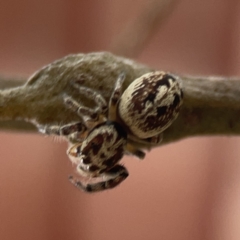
[59,85,109,141]
[123,132,162,159]
[68,165,129,192]
[64,86,108,126]
[71,83,108,116]
[73,84,108,113]
[38,83,108,141]
[125,143,146,159]
[108,73,125,121]
[38,121,87,142]
[128,133,163,146]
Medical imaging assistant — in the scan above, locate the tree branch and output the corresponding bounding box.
[110,0,179,58]
[0,75,26,89]
[0,52,239,147]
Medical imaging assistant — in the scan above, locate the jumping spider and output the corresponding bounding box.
[39,71,183,192]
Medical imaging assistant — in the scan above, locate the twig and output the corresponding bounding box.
[110,0,179,58]
[0,75,26,89]
[0,52,239,147]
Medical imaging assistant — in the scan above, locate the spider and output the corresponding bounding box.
[39,71,183,192]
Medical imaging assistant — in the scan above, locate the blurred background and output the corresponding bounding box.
[1,0,240,239]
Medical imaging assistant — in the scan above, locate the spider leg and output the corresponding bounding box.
[38,122,87,142]
[63,95,97,120]
[63,94,107,130]
[125,143,146,159]
[68,165,129,192]
[128,133,163,146]
[147,133,163,144]
[70,82,108,114]
[108,73,125,121]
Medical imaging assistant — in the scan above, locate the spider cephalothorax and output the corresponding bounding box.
[39,71,183,192]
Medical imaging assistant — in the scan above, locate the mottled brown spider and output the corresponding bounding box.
[39,71,183,192]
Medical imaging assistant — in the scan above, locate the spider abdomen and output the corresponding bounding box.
[118,71,183,139]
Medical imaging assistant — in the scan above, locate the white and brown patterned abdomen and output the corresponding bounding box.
[118,71,183,139]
